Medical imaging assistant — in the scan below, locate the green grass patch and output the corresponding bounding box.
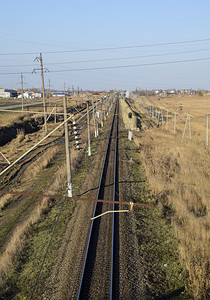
[0,152,64,249]
[122,130,186,299]
[0,116,110,299]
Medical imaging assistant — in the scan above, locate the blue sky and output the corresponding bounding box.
[1,0,210,91]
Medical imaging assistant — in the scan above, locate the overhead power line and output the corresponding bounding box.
[1,48,210,68]
[42,38,210,54]
[0,38,210,56]
[0,57,210,75]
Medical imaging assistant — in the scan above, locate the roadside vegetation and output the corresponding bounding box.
[0,112,26,127]
[130,95,210,299]
[0,102,107,299]
[121,127,185,298]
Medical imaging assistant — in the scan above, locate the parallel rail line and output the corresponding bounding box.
[75,99,119,299]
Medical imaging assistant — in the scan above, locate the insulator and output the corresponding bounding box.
[75,146,83,150]
[71,123,79,127]
[70,136,81,141]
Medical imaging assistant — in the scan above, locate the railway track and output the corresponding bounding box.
[72,98,120,299]
[0,103,100,254]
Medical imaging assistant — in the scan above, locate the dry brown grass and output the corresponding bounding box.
[0,194,14,211]
[0,146,79,285]
[0,197,52,285]
[22,146,59,183]
[16,128,25,144]
[0,112,26,127]
[136,95,210,145]
[0,159,67,286]
[132,95,210,299]
[0,102,98,289]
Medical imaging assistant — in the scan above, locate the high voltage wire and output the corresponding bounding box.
[0,57,210,75]
[0,38,210,56]
[1,48,210,68]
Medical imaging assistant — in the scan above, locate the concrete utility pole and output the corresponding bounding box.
[21,73,24,111]
[87,100,91,156]
[92,98,97,137]
[160,106,163,125]
[166,109,169,130]
[206,114,209,148]
[48,79,51,94]
[48,79,51,105]
[54,104,57,124]
[39,53,48,132]
[17,73,26,111]
[188,114,192,140]
[95,100,99,137]
[174,111,176,135]
[63,94,73,197]
[100,98,103,127]
[182,113,192,142]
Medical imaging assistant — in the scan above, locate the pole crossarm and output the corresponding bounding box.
[0,190,154,208]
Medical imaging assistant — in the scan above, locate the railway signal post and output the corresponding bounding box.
[128,112,132,140]
[63,94,73,197]
[87,100,91,156]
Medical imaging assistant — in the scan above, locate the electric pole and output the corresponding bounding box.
[87,100,91,156]
[21,73,24,111]
[100,98,103,127]
[17,73,25,111]
[54,104,57,124]
[166,109,169,130]
[206,114,209,148]
[92,98,97,137]
[48,79,51,94]
[174,111,176,135]
[35,53,48,133]
[63,94,73,197]
[182,113,192,141]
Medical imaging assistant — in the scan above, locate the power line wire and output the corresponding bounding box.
[0,57,210,75]
[49,57,210,72]
[1,48,210,68]
[0,38,210,56]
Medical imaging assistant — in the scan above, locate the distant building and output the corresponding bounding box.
[23,92,32,99]
[32,92,42,98]
[0,89,18,98]
[53,92,69,97]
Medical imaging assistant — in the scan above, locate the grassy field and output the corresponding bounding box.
[130,95,210,299]
[121,131,185,298]
[0,99,107,298]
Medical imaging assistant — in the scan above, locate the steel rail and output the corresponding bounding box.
[110,98,119,299]
[76,100,117,299]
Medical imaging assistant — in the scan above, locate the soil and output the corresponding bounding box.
[37,106,148,299]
